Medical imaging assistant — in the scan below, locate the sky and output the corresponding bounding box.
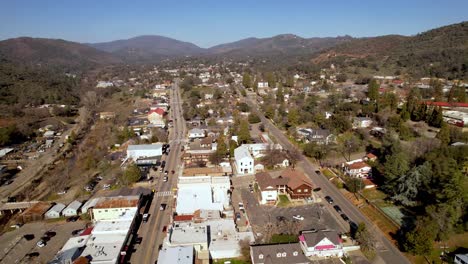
[1,0,467,48]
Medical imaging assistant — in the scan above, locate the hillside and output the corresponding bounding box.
[314,21,468,79]
[89,35,206,61]
[0,37,121,71]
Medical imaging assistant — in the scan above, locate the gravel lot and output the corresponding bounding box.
[0,220,86,263]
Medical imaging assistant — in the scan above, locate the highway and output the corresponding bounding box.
[241,88,410,264]
[130,78,186,264]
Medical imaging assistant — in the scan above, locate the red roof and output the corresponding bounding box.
[148,108,165,115]
[80,227,93,236]
[423,101,468,108]
[174,215,194,222]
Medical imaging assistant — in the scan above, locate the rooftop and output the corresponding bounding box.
[127,143,163,151]
[250,243,309,264]
[300,230,341,247]
[94,195,140,209]
[157,246,194,264]
[170,224,208,244]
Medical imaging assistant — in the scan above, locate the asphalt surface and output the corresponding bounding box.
[130,79,186,264]
[242,89,410,264]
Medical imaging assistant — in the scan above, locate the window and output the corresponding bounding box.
[282,252,287,257]
[276,253,282,258]
[293,251,298,256]
[297,189,302,193]
[240,162,243,166]
[259,254,264,259]
[250,161,252,165]
[304,189,308,192]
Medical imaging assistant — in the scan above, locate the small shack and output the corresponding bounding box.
[19,202,51,223]
[44,203,66,219]
[62,200,83,217]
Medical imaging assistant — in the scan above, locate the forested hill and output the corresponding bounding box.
[314,21,468,79]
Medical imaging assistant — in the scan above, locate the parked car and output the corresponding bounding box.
[325,196,334,204]
[333,205,342,213]
[23,234,35,241]
[164,170,168,175]
[171,170,175,174]
[313,187,322,192]
[160,203,166,211]
[25,252,40,259]
[44,231,56,238]
[162,226,167,232]
[102,184,111,190]
[235,212,241,221]
[276,216,286,222]
[142,213,149,223]
[71,229,84,236]
[293,215,304,221]
[163,176,168,182]
[66,216,80,222]
[36,240,46,247]
[340,214,350,222]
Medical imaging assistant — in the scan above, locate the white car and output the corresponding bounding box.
[36,240,46,247]
[292,215,304,221]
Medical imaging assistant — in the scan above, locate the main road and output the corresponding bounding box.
[240,87,410,264]
[130,78,186,264]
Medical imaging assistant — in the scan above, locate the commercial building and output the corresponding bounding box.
[127,143,163,160]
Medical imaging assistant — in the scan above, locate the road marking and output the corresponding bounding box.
[156,191,173,197]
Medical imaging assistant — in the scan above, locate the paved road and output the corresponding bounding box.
[241,89,410,264]
[130,79,186,264]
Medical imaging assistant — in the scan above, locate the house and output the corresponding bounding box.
[281,169,314,199]
[188,128,206,139]
[343,159,372,178]
[255,172,288,205]
[296,128,335,145]
[99,112,116,120]
[127,143,163,160]
[204,93,214,100]
[250,243,310,264]
[147,108,165,127]
[157,246,194,264]
[258,82,269,88]
[234,146,254,175]
[299,230,344,258]
[363,153,377,162]
[45,203,66,219]
[62,200,82,217]
[353,117,373,128]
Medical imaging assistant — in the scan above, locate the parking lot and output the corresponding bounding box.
[239,186,349,239]
[0,220,85,263]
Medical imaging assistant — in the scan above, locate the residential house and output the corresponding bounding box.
[19,202,51,223]
[234,146,254,175]
[282,169,314,199]
[353,117,373,129]
[45,203,66,219]
[255,172,288,205]
[299,230,344,258]
[258,82,269,88]
[188,128,206,139]
[250,243,310,264]
[296,128,335,145]
[62,200,82,217]
[147,108,165,127]
[204,93,214,100]
[255,169,314,203]
[343,159,372,178]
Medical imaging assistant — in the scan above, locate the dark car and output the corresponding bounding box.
[66,216,80,222]
[333,205,342,213]
[25,252,40,259]
[161,161,166,168]
[313,187,322,192]
[134,237,143,244]
[44,231,56,238]
[324,196,334,204]
[71,229,84,236]
[162,226,167,232]
[23,234,35,241]
[171,170,175,174]
[340,214,350,222]
[158,244,163,250]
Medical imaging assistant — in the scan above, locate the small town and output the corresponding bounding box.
[0,2,467,264]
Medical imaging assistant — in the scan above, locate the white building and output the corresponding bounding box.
[96,81,114,88]
[157,246,194,264]
[45,203,66,219]
[343,159,372,178]
[299,230,344,258]
[91,195,140,221]
[127,143,163,160]
[234,146,254,175]
[147,108,165,127]
[62,200,82,217]
[258,82,269,88]
[353,117,373,129]
[188,128,206,139]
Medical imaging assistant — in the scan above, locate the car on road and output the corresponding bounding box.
[44,231,56,238]
[158,244,163,250]
[25,252,40,259]
[36,240,46,247]
[171,170,175,174]
[333,205,342,213]
[325,196,334,204]
[293,215,304,221]
[164,170,168,175]
[163,176,168,182]
[142,213,149,222]
[235,212,241,221]
[162,226,167,232]
[340,214,350,222]
[160,203,166,211]
[102,184,111,190]
[313,187,322,192]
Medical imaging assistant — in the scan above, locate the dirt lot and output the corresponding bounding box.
[0,220,86,263]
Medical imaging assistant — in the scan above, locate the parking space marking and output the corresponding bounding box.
[156,191,172,197]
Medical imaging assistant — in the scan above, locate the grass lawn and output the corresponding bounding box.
[362,188,387,201]
[359,205,399,242]
[322,168,335,179]
[213,259,250,264]
[277,195,290,207]
[270,234,299,244]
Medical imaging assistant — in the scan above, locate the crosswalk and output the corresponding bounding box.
[156,191,173,197]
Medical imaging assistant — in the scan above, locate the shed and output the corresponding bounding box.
[20,202,51,223]
[44,203,66,219]
[62,200,83,217]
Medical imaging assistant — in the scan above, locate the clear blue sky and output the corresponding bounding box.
[1,0,467,48]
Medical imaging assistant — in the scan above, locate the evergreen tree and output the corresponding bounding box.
[436,123,451,145]
[367,79,379,101]
[242,73,251,88]
[238,119,251,144]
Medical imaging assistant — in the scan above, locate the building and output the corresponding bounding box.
[127,143,163,160]
[455,253,468,264]
[188,128,206,139]
[19,202,51,222]
[147,108,165,127]
[258,82,269,88]
[255,169,314,203]
[353,117,373,128]
[157,246,194,264]
[343,159,372,178]
[255,172,288,205]
[99,112,116,120]
[45,203,66,219]
[282,169,314,199]
[299,230,344,258]
[234,146,254,175]
[91,195,140,221]
[250,243,310,264]
[443,110,468,128]
[62,200,82,217]
[296,128,335,145]
[176,176,229,215]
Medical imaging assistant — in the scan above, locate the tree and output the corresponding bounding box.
[248,113,261,124]
[330,114,352,133]
[427,106,443,128]
[286,148,302,168]
[276,86,284,103]
[123,164,141,185]
[336,73,347,83]
[337,132,360,161]
[238,238,252,261]
[355,223,376,259]
[209,152,224,166]
[430,79,443,101]
[303,143,328,162]
[367,79,379,102]
[403,216,437,255]
[229,140,238,157]
[266,72,276,87]
[383,152,410,193]
[345,178,364,193]
[436,123,451,145]
[238,119,251,144]
[216,133,228,157]
[287,108,299,127]
[242,73,251,88]
[238,102,250,112]
[392,163,431,206]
